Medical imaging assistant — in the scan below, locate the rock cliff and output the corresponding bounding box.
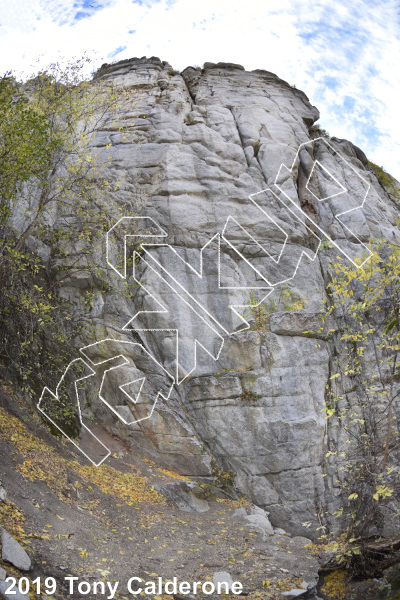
[14,57,400,539]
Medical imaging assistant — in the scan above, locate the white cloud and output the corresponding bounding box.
[0,0,399,178]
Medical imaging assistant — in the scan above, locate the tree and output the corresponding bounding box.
[322,241,400,577]
[0,74,58,222]
[0,57,134,425]
[10,57,133,254]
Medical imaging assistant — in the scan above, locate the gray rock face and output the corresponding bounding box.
[154,481,210,512]
[1,528,31,571]
[13,56,400,537]
[0,568,6,581]
[0,486,6,503]
[269,311,333,339]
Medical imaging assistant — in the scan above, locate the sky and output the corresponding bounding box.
[1,0,399,180]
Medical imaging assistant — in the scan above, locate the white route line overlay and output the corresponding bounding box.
[274,137,373,267]
[113,230,274,383]
[123,252,226,385]
[129,235,272,332]
[221,191,322,287]
[80,339,174,423]
[106,216,168,279]
[37,358,111,467]
[39,137,373,466]
[306,160,347,202]
[38,341,175,466]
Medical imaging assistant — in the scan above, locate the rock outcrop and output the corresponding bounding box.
[13,57,400,538]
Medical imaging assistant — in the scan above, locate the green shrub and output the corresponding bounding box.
[309,124,330,139]
[243,286,305,331]
[240,389,261,402]
[368,161,400,203]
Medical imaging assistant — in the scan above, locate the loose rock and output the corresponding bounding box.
[154,481,210,513]
[213,571,234,592]
[241,506,274,537]
[0,580,30,599]
[280,589,307,598]
[1,528,31,571]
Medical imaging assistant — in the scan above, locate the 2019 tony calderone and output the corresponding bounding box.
[5,575,243,598]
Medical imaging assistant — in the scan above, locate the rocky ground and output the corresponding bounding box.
[0,383,322,600]
[2,384,400,600]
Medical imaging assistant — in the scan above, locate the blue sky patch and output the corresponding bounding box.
[323,75,339,90]
[342,96,355,111]
[74,11,90,21]
[73,0,108,20]
[108,46,127,57]
[298,31,314,41]
[1,0,398,178]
